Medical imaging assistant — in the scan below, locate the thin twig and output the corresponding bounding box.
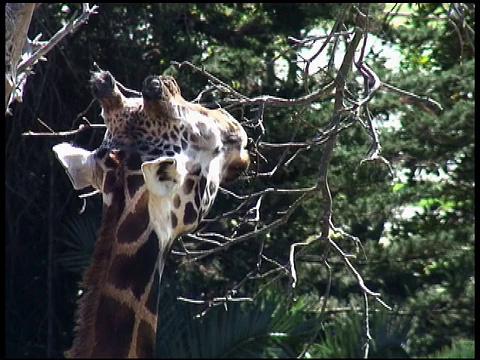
[177,295,253,304]
[22,123,106,137]
[116,81,142,97]
[172,60,249,100]
[258,141,312,149]
[219,185,317,200]
[305,4,353,77]
[380,82,443,113]
[329,237,377,298]
[222,81,336,109]
[288,31,354,47]
[289,239,311,288]
[362,291,372,359]
[329,237,391,310]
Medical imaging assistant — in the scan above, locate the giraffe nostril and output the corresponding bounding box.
[90,71,116,99]
[149,79,161,88]
[142,76,163,101]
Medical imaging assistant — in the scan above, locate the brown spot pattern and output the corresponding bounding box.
[108,231,159,299]
[188,163,201,176]
[194,187,201,208]
[103,171,117,194]
[183,202,198,225]
[69,71,251,357]
[126,152,143,170]
[190,133,199,143]
[171,212,178,228]
[93,296,134,357]
[173,194,181,208]
[127,175,145,198]
[116,192,150,243]
[169,131,178,142]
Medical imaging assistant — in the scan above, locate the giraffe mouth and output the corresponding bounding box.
[223,157,249,183]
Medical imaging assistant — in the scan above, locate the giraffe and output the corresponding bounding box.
[52,70,250,357]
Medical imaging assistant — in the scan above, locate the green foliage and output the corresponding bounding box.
[306,307,412,358]
[428,339,475,359]
[5,3,474,358]
[156,286,318,358]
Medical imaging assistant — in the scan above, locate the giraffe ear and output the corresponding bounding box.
[141,157,187,197]
[52,142,96,190]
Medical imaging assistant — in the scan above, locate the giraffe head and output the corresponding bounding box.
[54,70,249,235]
[52,70,249,357]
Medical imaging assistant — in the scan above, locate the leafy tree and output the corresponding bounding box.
[5,3,474,358]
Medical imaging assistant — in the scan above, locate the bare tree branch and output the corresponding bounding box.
[5,3,98,114]
[167,7,446,320]
[17,4,99,74]
[380,82,444,114]
[179,192,312,262]
[317,28,364,244]
[223,82,335,108]
[328,236,391,310]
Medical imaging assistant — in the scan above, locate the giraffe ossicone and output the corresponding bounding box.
[53,70,249,358]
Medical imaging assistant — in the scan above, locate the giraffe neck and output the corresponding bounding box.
[53,71,250,358]
[67,184,173,358]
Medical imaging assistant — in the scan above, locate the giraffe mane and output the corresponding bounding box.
[66,180,126,357]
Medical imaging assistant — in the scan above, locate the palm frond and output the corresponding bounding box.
[306,306,413,358]
[156,288,320,358]
[55,215,99,274]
